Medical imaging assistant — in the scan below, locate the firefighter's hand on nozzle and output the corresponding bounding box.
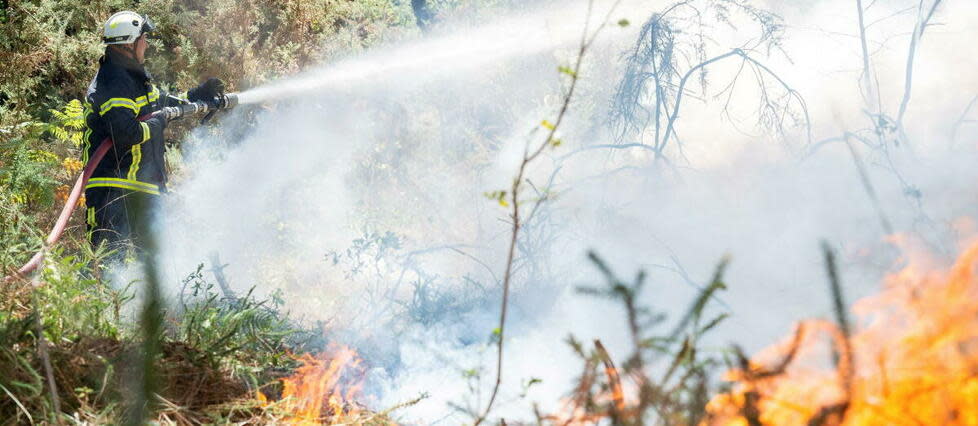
[187,77,225,103]
[146,114,168,130]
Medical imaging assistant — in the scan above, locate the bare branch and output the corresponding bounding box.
[855,0,877,111]
[661,49,811,155]
[895,0,944,126]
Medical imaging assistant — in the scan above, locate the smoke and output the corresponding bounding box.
[152,0,978,422]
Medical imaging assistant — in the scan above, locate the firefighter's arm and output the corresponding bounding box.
[100,100,166,150]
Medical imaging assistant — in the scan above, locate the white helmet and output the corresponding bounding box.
[102,11,155,45]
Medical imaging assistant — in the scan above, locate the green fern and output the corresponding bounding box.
[45,99,86,147]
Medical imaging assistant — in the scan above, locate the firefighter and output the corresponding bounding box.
[83,11,224,257]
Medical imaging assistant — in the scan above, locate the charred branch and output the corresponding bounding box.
[822,242,854,408]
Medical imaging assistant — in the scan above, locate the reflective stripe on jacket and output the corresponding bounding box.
[82,51,174,195]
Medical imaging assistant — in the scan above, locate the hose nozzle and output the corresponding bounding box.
[155,92,240,123]
[201,92,238,124]
[215,93,239,110]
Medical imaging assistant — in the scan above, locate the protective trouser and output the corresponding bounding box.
[85,187,157,260]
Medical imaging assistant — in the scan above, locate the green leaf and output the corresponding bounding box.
[488,327,503,345]
[557,65,577,78]
[617,18,630,27]
[484,190,510,207]
[541,120,555,131]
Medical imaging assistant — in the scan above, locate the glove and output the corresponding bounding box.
[145,114,167,133]
[187,77,225,103]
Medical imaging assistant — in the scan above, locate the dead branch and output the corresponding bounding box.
[807,402,849,426]
[821,242,854,402]
[735,322,806,381]
[208,252,237,302]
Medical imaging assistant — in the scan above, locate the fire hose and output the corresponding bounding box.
[2,93,239,283]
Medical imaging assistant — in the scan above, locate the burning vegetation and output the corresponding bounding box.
[258,346,374,424]
[706,237,978,425]
[531,237,978,426]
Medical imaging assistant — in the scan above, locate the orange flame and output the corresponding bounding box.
[706,237,978,425]
[260,345,365,424]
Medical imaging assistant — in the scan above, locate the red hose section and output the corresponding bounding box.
[3,114,153,283]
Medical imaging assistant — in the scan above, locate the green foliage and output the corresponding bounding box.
[483,190,509,207]
[0,312,45,424]
[44,99,86,147]
[141,0,415,91]
[35,249,127,343]
[178,265,319,385]
[0,137,60,208]
[0,99,92,273]
[0,245,121,422]
[0,249,329,422]
[0,0,109,117]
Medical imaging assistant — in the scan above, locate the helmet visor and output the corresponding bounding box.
[140,15,157,37]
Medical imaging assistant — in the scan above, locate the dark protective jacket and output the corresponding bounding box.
[82,50,172,195]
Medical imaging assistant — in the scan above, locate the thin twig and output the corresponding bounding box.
[474,1,622,422]
[594,340,625,418]
[950,95,978,147]
[841,133,894,235]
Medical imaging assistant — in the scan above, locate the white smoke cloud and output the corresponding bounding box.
[152,0,978,422]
